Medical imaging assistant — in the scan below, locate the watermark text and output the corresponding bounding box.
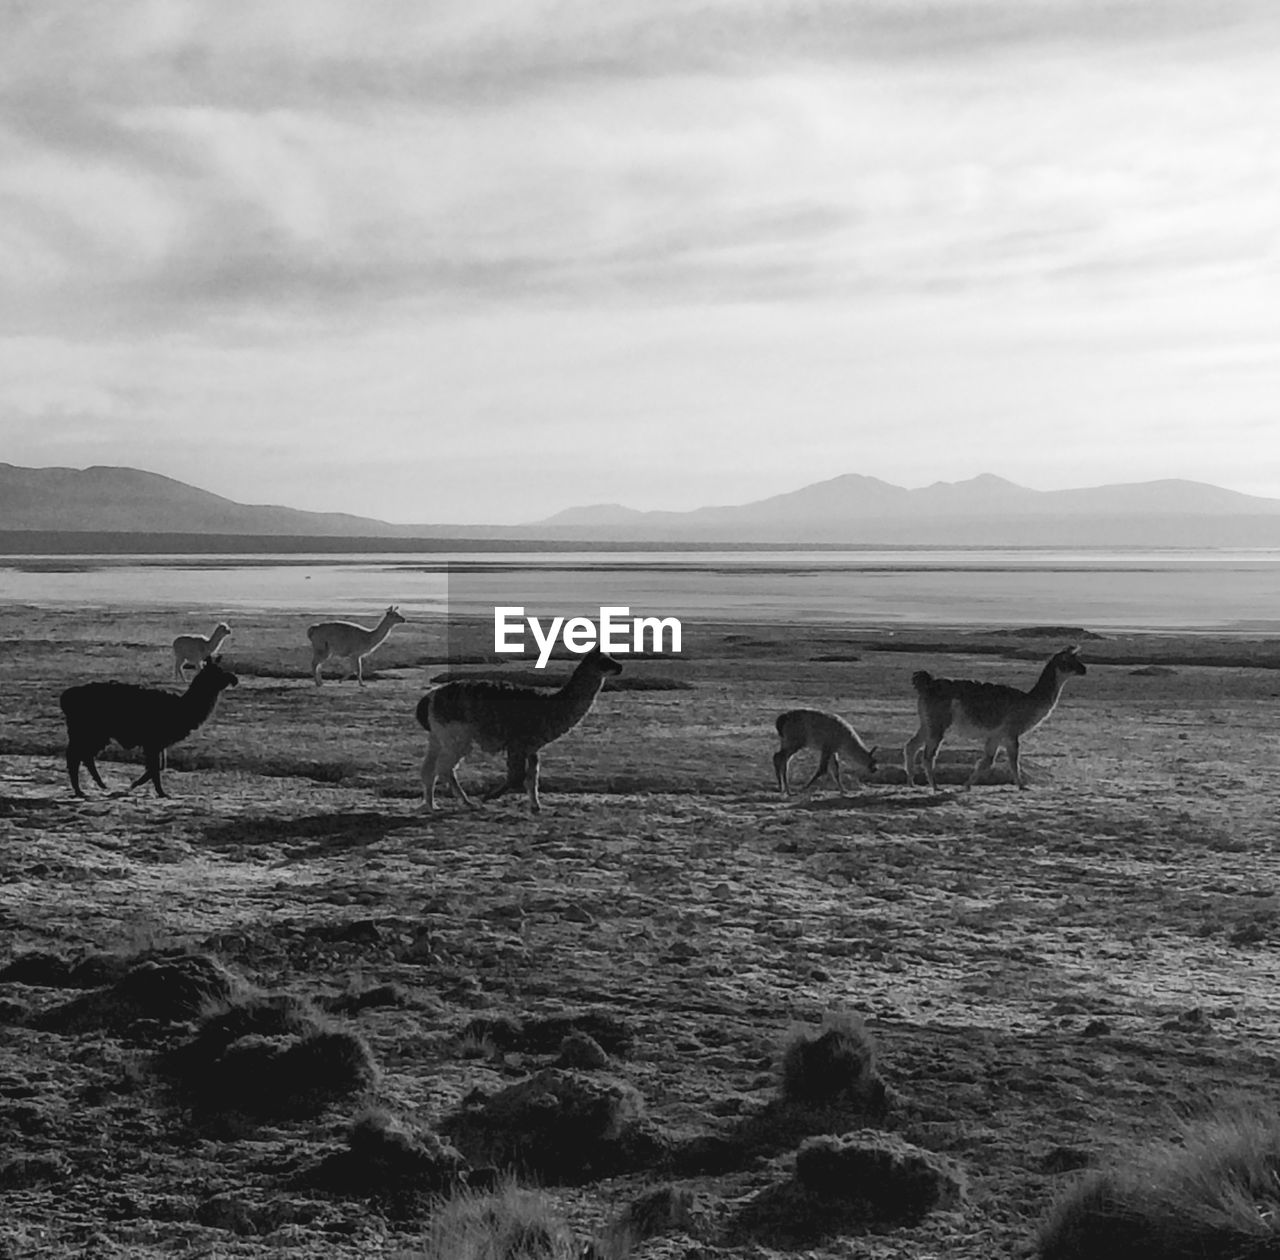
[495,606,682,668]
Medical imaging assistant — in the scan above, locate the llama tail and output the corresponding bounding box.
[910,670,934,693]
[414,692,433,731]
[774,713,788,736]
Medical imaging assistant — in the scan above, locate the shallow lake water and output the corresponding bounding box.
[1,548,1277,631]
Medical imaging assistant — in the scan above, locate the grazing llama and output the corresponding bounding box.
[773,709,878,796]
[416,646,623,813]
[903,645,1087,791]
[60,656,240,798]
[307,606,406,686]
[172,621,232,683]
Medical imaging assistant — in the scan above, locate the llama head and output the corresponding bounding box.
[582,646,623,677]
[198,655,240,689]
[1053,645,1087,677]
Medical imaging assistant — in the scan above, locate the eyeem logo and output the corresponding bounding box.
[495,606,683,669]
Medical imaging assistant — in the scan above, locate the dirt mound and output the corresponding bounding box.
[161,993,378,1123]
[442,1068,664,1182]
[32,954,241,1036]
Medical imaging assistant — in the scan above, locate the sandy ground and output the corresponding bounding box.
[4,607,1280,1257]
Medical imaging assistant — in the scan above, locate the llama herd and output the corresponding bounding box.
[57,607,1089,808]
[772,645,1086,795]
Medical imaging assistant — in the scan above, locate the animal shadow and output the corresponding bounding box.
[786,791,883,811]
[202,811,420,859]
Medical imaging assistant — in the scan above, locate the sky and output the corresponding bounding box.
[1,0,1278,525]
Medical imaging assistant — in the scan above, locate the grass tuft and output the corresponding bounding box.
[406,1180,583,1260]
[1038,1112,1280,1260]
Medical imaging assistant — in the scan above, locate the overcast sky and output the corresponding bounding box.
[1,1,1277,524]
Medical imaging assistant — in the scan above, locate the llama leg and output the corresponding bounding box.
[1007,737,1025,789]
[801,752,832,793]
[311,652,325,686]
[354,655,365,686]
[829,753,850,795]
[129,750,166,797]
[446,766,478,809]
[424,731,478,810]
[66,747,85,797]
[420,743,441,810]
[423,741,477,810]
[149,749,168,796]
[83,753,109,792]
[903,731,924,787]
[173,654,186,685]
[773,748,793,795]
[483,747,525,803]
[441,739,479,808]
[525,751,541,813]
[965,741,999,790]
[151,747,167,796]
[830,752,848,794]
[921,739,943,792]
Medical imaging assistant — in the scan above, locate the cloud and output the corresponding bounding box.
[3,0,1278,337]
[9,2,1279,110]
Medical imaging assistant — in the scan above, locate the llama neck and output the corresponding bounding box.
[1028,660,1070,710]
[369,614,396,647]
[542,663,608,741]
[175,678,225,739]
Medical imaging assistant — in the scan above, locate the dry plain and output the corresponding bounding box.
[3,604,1280,1257]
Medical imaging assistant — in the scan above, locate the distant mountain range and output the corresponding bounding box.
[0,463,442,538]
[4,462,1280,548]
[536,473,1280,543]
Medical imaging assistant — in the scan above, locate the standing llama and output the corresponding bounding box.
[773,709,878,797]
[903,645,1087,791]
[60,656,240,798]
[172,621,232,683]
[307,606,405,686]
[416,646,623,813]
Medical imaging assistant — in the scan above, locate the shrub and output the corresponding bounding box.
[795,1131,965,1221]
[779,1011,885,1113]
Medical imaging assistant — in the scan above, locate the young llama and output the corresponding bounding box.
[416,647,622,813]
[903,645,1086,791]
[172,621,232,683]
[773,709,878,796]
